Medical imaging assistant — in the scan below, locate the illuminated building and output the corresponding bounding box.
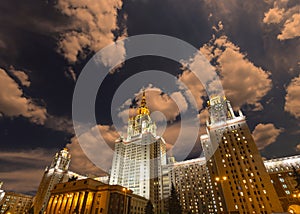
[200,96,283,213]
[162,157,216,214]
[34,148,71,214]
[0,191,33,214]
[109,91,167,213]
[45,178,147,214]
[0,182,4,205]
[162,154,300,213]
[264,155,300,212]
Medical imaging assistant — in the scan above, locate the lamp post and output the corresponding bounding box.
[122,188,127,214]
[215,176,227,189]
[215,176,227,182]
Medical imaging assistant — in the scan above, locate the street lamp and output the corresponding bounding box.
[215,176,228,194]
[215,176,227,213]
[215,176,227,191]
[292,192,300,198]
[215,176,227,182]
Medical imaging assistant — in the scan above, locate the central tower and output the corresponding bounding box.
[109,91,167,213]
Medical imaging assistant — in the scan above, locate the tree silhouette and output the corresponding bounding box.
[168,183,182,214]
[145,200,154,214]
[68,175,78,182]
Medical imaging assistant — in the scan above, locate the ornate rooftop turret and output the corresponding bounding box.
[127,90,156,139]
[207,95,244,126]
[137,90,150,115]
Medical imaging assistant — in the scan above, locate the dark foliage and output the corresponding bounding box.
[168,183,182,214]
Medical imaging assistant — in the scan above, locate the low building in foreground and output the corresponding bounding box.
[0,191,33,214]
[34,147,110,214]
[45,178,148,214]
[264,155,300,212]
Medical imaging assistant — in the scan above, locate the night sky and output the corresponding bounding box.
[0,0,299,195]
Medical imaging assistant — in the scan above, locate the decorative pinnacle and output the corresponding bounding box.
[141,90,147,108]
[137,90,150,115]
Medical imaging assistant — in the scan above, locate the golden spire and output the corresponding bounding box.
[141,90,146,107]
[137,90,150,115]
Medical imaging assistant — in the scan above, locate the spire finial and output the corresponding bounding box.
[137,89,150,115]
[141,89,147,108]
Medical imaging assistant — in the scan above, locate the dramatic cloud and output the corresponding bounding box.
[95,38,126,69]
[10,68,31,87]
[68,125,119,175]
[285,74,300,119]
[169,92,188,114]
[0,68,47,124]
[263,7,284,24]
[44,115,74,134]
[64,67,77,82]
[200,35,272,110]
[278,13,300,40]
[0,149,55,194]
[178,70,206,110]
[0,169,45,194]
[67,139,106,176]
[56,0,126,64]
[179,44,223,109]
[161,118,201,160]
[252,123,283,150]
[212,21,224,32]
[263,0,300,40]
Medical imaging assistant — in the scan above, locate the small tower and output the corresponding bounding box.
[201,95,283,213]
[34,148,71,214]
[207,95,237,125]
[49,148,71,171]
